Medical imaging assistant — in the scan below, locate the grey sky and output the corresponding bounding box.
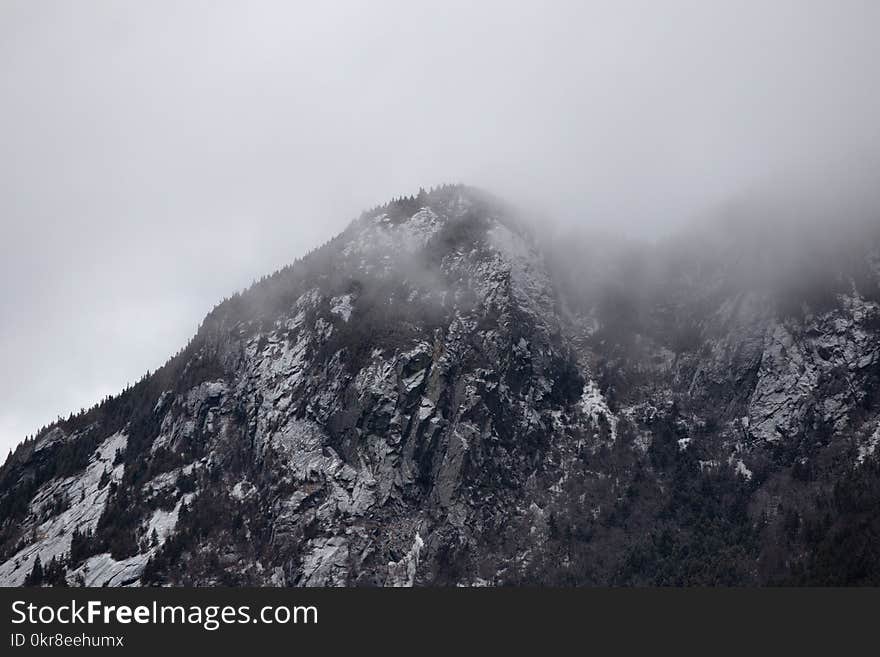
[2,1,880,454]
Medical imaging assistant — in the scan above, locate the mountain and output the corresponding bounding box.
[2,184,880,586]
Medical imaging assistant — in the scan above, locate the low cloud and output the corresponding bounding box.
[2,1,880,452]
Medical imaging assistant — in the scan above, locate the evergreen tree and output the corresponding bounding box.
[24,555,43,586]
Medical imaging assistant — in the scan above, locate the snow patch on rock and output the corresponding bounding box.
[857,425,880,465]
[70,552,149,587]
[386,532,424,587]
[330,294,354,322]
[579,380,618,442]
[0,432,128,586]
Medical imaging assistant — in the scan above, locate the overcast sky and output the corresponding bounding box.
[2,1,880,454]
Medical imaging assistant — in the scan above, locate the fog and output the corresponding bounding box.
[2,1,880,453]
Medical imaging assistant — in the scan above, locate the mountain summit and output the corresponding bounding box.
[3,185,880,586]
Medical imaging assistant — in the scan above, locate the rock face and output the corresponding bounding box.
[2,184,880,586]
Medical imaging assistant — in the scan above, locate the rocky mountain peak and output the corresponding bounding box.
[2,187,880,586]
